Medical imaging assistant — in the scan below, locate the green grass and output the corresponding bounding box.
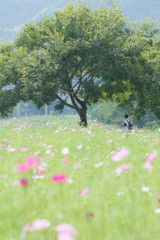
[0,115,160,240]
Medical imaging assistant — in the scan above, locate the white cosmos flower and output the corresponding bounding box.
[142,186,150,192]
[154,209,160,214]
[61,148,69,155]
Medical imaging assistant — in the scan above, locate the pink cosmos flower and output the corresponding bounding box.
[57,232,74,240]
[22,224,34,233]
[54,223,77,240]
[150,143,156,147]
[63,157,69,165]
[78,188,88,197]
[20,178,29,187]
[32,219,51,230]
[107,139,112,143]
[22,219,51,233]
[144,150,157,171]
[51,174,67,184]
[115,167,122,178]
[12,180,21,187]
[111,147,130,162]
[45,149,52,155]
[47,145,53,148]
[121,163,132,170]
[144,160,153,171]
[73,162,81,169]
[16,156,40,172]
[20,148,27,152]
[2,139,7,145]
[116,163,132,177]
[34,151,41,156]
[34,139,38,143]
[77,144,82,149]
[38,169,46,175]
[12,129,15,135]
[145,150,158,161]
[7,145,16,152]
[17,164,29,172]
[86,212,94,219]
[0,156,2,160]
[66,178,72,183]
[94,162,103,168]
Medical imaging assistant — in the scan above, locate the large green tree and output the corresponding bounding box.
[108,28,160,120]
[0,2,158,124]
[131,37,160,119]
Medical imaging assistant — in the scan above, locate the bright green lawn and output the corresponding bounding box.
[0,115,160,240]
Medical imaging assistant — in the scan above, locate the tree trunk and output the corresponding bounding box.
[77,107,87,126]
[16,102,21,118]
[44,104,48,115]
[58,91,88,126]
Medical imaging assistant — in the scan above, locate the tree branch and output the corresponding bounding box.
[57,86,69,92]
[57,64,82,93]
[69,68,78,82]
[72,71,83,96]
[74,94,87,108]
[69,92,80,111]
[71,64,101,93]
[56,94,75,109]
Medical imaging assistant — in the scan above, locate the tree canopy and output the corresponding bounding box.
[0,2,159,124]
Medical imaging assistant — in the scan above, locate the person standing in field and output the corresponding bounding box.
[124,114,133,132]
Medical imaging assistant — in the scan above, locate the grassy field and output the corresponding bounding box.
[0,115,160,240]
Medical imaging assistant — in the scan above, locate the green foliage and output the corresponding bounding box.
[115,35,160,120]
[89,101,160,128]
[89,101,127,125]
[0,2,159,124]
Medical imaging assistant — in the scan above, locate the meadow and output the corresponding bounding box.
[0,115,160,240]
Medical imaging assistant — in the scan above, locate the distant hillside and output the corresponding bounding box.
[0,0,160,43]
